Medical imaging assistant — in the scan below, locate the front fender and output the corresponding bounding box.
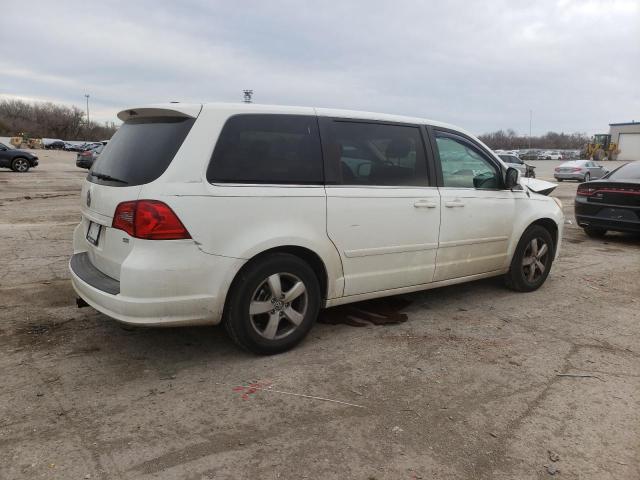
[508,196,564,265]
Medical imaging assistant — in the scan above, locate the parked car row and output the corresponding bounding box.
[66,141,106,152]
[497,149,579,161]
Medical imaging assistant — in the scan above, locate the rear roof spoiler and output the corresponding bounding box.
[117,103,202,122]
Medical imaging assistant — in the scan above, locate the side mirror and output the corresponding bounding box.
[505,167,520,189]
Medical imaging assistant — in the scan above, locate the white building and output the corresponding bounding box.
[609,121,640,161]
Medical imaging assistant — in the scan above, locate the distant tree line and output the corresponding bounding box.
[478,129,591,150]
[0,99,118,141]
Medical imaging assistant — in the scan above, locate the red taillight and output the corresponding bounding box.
[577,184,595,196]
[554,167,560,172]
[113,201,136,236]
[112,200,191,240]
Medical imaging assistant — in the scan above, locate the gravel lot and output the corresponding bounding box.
[1,151,639,480]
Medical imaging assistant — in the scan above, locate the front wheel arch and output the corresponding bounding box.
[528,218,558,257]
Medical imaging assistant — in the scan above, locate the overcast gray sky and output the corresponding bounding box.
[1,0,638,135]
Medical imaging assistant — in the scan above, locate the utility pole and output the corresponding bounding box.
[243,90,253,103]
[529,109,532,149]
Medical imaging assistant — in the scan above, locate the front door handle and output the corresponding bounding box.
[445,200,465,208]
[414,200,438,208]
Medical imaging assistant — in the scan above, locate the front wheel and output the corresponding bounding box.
[224,253,321,355]
[505,225,554,292]
[11,157,30,172]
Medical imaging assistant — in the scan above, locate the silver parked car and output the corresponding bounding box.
[554,160,608,182]
[498,154,536,178]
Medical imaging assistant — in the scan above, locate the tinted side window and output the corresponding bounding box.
[207,114,322,184]
[435,133,501,189]
[324,121,428,186]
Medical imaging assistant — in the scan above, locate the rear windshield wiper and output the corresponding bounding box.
[90,171,129,184]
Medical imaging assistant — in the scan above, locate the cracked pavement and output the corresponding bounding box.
[1,151,639,479]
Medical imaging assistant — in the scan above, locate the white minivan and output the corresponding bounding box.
[70,103,564,354]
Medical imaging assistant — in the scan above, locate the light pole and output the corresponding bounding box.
[529,109,532,149]
[85,94,90,125]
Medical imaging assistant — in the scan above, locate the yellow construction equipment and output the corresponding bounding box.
[10,134,43,149]
[580,134,618,161]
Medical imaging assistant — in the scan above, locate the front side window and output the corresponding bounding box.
[207,114,322,184]
[325,121,428,186]
[435,134,501,189]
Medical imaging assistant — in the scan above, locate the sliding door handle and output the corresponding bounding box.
[413,200,438,208]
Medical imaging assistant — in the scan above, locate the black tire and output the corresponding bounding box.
[557,178,563,182]
[505,225,554,292]
[11,157,30,173]
[224,253,321,355]
[583,173,590,182]
[583,227,607,238]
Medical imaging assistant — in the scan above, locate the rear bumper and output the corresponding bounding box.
[575,214,640,233]
[575,199,640,233]
[69,248,245,327]
[554,173,584,180]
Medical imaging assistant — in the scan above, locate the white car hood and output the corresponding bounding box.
[519,177,557,196]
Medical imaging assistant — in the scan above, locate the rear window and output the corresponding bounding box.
[608,162,640,180]
[88,116,195,186]
[207,114,323,184]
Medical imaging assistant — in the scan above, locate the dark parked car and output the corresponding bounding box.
[575,161,640,237]
[0,142,39,172]
[76,144,104,169]
[45,140,66,150]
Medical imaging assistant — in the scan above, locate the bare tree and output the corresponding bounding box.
[0,99,118,140]
[478,130,590,150]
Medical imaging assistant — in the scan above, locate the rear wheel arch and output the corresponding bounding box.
[222,247,325,354]
[227,245,329,305]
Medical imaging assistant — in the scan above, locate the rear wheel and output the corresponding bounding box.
[583,227,607,238]
[11,157,30,172]
[505,225,554,292]
[583,172,590,182]
[224,253,321,355]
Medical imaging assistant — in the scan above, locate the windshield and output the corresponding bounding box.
[88,116,195,186]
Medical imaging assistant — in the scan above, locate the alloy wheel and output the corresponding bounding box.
[521,237,549,284]
[14,159,29,172]
[249,272,308,340]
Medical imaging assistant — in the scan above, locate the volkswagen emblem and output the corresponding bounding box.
[86,189,92,208]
